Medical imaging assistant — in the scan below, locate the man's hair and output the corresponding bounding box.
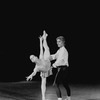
[56,36,65,45]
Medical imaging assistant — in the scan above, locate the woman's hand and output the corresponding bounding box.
[26,74,33,81]
[26,72,36,81]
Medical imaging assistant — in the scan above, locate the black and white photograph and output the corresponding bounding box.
[0,2,99,100]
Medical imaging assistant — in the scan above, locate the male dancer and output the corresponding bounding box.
[51,36,71,100]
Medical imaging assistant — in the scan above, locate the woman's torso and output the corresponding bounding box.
[36,59,51,72]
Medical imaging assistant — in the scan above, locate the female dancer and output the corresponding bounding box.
[26,31,52,100]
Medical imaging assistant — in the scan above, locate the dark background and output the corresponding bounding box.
[0,3,99,84]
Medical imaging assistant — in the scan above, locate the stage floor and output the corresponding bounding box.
[0,81,100,100]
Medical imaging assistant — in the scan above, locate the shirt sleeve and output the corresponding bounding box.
[53,59,65,67]
[50,53,57,60]
[53,48,65,67]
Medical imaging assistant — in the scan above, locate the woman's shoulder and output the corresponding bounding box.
[36,59,42,65]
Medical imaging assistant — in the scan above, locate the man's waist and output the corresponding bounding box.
[57,65,68,68]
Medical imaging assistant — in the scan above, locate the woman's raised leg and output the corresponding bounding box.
[42,30,50,60]
[39,36,44,59]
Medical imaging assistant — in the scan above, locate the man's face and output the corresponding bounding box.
[57,39,63,47]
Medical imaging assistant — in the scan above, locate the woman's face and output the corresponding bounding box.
[57,39,64,48]
[30,55,37,62]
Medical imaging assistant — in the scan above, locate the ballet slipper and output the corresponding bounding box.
[64,96,71,100]
[58,98,62,100]
[43,31,48,39]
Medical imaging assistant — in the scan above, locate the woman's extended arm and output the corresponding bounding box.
[26,64,39,81]
[26,71,36,81]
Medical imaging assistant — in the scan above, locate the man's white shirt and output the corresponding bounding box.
[51,46,69,67]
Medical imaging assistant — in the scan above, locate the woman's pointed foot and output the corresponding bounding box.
[43,30,48,39]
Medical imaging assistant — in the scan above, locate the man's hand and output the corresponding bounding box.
[49,56,53,61]
[52,63,57,68]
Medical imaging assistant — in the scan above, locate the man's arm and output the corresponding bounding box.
[49,54,56,61]
[52,48,66,68]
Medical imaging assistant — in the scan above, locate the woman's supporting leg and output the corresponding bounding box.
[42,31,50,60]
[41,76,47,100]
[39,36,44,59]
